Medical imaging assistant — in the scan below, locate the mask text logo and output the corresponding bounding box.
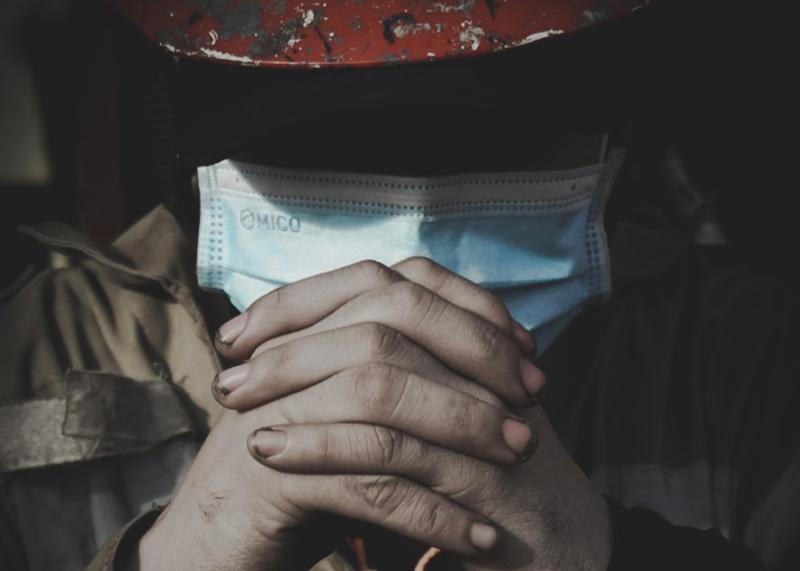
[240,210,301,233]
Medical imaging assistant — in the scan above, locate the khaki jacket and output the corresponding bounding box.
[3,205,798,570]
[0,206,357,571]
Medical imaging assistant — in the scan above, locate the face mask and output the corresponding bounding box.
[196,147,624,353]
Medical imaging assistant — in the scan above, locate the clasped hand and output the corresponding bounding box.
[138,258,610,571]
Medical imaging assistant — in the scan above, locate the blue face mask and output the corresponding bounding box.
[197,147,624,353]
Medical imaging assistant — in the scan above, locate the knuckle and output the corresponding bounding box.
[396,256,439,277]
[266,285,287,311]
[411,497,450,537]
[484,297,514,331]
[444,393,482,434]
[390,281,436,318]
[474,386,505,408]
[370,425,405,466]
[314,428,336,464]
[452,463,504,509]
[350,363,407,417]
[249,286,287,324]
[473,323,506,362]
[360,322,401,361]
[353,259,396,285]
[350,475,409,515]
[265,342,292,373]
[352,362,393,393]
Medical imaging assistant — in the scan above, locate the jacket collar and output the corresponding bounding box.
[19,205,196,289]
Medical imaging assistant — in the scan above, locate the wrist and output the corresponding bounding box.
[135,499,302,571]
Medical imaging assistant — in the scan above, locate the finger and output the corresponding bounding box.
[275,470,499,555]
[216,258,534,362]
[270,364,538,464]
[255,281,545,406]
[392,257,536,355]
[214,322,504,411]
[249,423,509,510]
[216,260,402,359]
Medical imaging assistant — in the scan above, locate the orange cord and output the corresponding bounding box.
[346,536,440,570]
[345,536,370,571]
[414,547,441,571]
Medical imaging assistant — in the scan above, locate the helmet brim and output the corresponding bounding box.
[112,0,649,68]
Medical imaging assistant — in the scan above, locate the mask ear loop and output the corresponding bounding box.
[598,133,610,163]
[191,172,200,198]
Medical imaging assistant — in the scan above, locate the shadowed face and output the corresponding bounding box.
[232,105,605,177]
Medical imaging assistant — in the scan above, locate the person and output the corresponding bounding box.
[0,1,797,570]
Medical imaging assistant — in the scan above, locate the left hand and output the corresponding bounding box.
[215,257,611,570]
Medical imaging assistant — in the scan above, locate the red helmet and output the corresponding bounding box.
[112,0,649,68]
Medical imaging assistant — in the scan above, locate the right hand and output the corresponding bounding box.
[135,259,544,570]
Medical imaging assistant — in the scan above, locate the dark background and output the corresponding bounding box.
[0,0,795,288]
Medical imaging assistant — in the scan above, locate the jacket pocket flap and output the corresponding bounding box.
[63,370,193,443]
[0,371,194,473]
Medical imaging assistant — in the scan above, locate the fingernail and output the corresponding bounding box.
[519,358,546,402]
[248,427,287,460]
[512,320,536,357]
[502,418,538,461]
[469,522,498,551]
[217,313,247,347]
[214,364,249,397]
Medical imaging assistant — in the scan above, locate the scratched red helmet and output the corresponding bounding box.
[112,0,649,68]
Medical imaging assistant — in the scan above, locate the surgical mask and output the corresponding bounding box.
[196,147,625,353]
